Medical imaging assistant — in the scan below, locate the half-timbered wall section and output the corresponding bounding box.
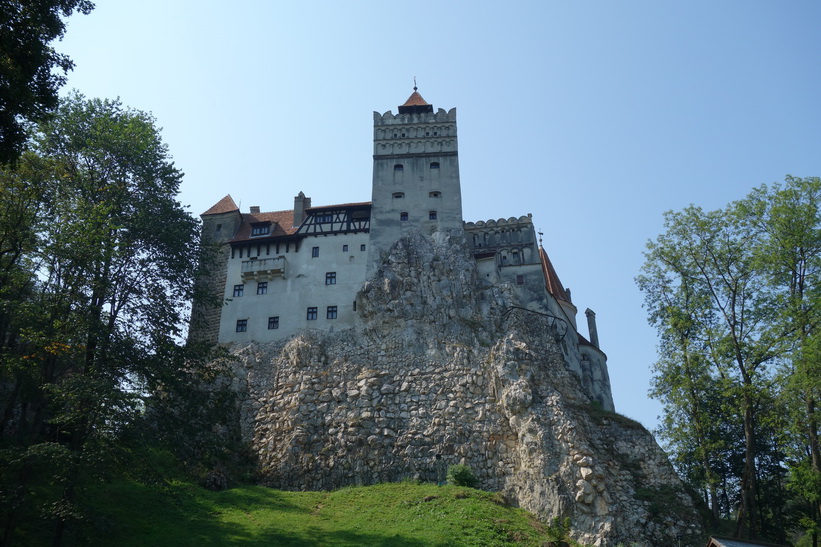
[296,203,371,236]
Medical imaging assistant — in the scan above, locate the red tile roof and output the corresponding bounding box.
[202,195,239,216]
[230,210,297,242]
[539,245,571,304]
[401,90,430,107]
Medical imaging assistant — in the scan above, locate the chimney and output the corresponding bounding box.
[293,191,311,227]
[249,205,260,214]
[585,308,599,349]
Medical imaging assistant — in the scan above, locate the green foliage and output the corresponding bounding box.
[0,93,234,544]
[638,176,821,542]
[0,0,94,163]
[447,464,478,488]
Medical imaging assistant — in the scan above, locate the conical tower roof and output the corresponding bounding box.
[398,85,433,114]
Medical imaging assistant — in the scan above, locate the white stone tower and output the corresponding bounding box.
[367,87,463,271]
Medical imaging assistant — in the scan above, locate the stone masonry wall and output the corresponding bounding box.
[225,229,704,546]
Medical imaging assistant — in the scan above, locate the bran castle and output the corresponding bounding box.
[193,88,614,412]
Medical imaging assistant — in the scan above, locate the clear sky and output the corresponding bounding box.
[56,0,821,432]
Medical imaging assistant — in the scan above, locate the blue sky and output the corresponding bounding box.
[57,0,821,431]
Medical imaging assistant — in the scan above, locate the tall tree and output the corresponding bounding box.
[641,204,783,539]
[741,177,821,546]
[0,93,231,545]
[0,0,94,164]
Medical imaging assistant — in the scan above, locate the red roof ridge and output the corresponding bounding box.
[202,194,239,216]
[401,90,430,107]
[539,245,571,304]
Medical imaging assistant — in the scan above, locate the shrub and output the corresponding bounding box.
[447,464,478,488]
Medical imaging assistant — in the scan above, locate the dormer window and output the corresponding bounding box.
[250,222,271,237]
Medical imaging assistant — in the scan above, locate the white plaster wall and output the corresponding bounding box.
[218,232,370,343]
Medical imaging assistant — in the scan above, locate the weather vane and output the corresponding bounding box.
[413,76,417,91]
[538,229,544,246]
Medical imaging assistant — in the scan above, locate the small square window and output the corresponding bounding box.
[393,192,405,199]
[257,282,268,294]
[233,284,244,297]
[430,162,440,169]
[268,316,279,329]
[312,246,319,258]
[327,306,338,319]
[394,164,403,171]
[325,272,337,285]
[429,191,441,198]
[343,244,349,252]
[307,307,317,320]
[429,211,437,220]
[516,275,525,285]
[360,244,366,252]
[236,319,247,332]
[400,212,408,221]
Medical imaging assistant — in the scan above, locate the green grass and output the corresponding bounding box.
[79,480,569,546]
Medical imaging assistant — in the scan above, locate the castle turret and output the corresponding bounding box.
[367,87,463,271]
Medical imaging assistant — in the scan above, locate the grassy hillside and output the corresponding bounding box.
[75,480,570,546]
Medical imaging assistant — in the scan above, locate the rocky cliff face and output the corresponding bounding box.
[226,229,703,546]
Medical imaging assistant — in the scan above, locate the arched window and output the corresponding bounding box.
[394,164,404,172]
[400,212,408,221]
[392,192,405,199]
[429,211,437,220]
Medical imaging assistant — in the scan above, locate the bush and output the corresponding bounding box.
[447,464,478,488]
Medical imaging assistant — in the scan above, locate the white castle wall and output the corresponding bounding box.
[218,232,369,343]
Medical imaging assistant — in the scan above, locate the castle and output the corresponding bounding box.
[194,88,614,412]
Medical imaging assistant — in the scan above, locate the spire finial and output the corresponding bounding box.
[538,229,544,246]
[413,76,417,91]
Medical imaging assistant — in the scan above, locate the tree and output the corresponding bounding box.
[0,93,233,545]
[640,204,784,539]
[0,0,94,164]
[640,176,821,544]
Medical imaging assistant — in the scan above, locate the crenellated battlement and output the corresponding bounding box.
[373,107,456,125]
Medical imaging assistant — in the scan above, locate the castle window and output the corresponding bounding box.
[392,192,404,199]
[233,284,244,297]
[251,223,270,236]
[326,306,338,319]
[268,316,279,330]
[343,244,349,252]
[257,282,268,295]
[430,162,440,169]
[325,272,337,285]
[400,212,408,221]
[394,164,403,172]
[312,246,319,258]
[429,191,441,198]
[429,211,437,220]
[353,300,357,311]
[307,307,318,320]
[236,319,247,332]
[216,223,222,232]
[360,244,366,251]
[516,275,525,285]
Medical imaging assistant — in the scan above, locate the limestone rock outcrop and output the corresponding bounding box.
[226,229,703,546]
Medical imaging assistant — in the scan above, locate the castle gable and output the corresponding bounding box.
[202,194,240,216]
